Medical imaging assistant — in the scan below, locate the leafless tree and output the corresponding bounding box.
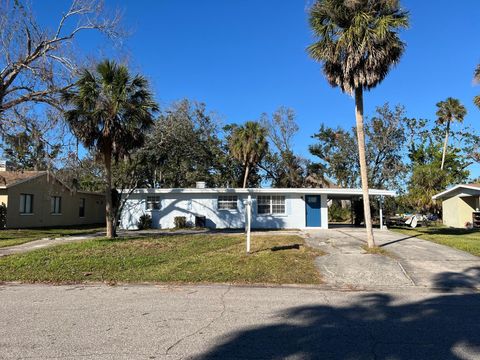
[0,0,122,139]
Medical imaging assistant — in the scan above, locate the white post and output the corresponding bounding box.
[246,195,251,254]
[379,196,384,231]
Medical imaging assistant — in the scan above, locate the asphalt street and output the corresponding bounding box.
[1,284,479,360]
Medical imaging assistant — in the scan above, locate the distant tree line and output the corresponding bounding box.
[2,0,480,241]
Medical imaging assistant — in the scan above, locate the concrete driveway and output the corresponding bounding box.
[306,228,480,292]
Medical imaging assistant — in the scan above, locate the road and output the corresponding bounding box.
[1,284,479,359]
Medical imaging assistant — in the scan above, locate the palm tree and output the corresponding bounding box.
[228,121,268,188]
[435,98,467,170]
[63,60,158,238]
[474,64,480,109]
[307,0,408,248]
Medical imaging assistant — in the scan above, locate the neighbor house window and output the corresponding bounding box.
[257,195,285,215]
[51,196,62,214]
[218,195,238,210]
[146,196,160,210]
[19,194,33,214]
[79,198,86,217]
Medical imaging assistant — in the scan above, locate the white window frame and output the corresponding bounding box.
[20,193,34,214]
[257,195,286,215]
[146,196,161,210]
[218,195,238,210]
[51,196,62,215]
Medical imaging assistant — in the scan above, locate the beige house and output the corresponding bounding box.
[0,171,105,229]
[433,184,480,228]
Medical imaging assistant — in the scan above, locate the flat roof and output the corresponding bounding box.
[432,184,480,200]
[124,187,396,197]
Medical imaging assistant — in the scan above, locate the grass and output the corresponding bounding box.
[391,226,480,256]
[0,226,105,248]
[0,234,323,285]
[361,244,391,257]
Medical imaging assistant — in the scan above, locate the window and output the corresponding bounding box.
[51,196,62,214]
[20,194,33,214]
[257,195,285,215]
[146,196,160,210]
[271,195,286,214]
[79,198,86,217]
[218,195,238,210]
[257,196,271,215]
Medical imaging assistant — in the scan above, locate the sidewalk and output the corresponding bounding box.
[0,232,104,257]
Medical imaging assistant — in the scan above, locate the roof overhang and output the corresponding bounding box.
[123,187,396,197]
[432,185,480,200]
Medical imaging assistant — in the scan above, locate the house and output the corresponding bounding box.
[0,171,105,228]
[120,183,395,230]
[433,184,480,228]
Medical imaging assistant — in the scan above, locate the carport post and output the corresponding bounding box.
[379,196,384,230]
[246,195,252,254]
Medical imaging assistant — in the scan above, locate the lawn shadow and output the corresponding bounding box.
[194,270,480,360]
[271,244,301,252]
[415,227,479,236]
[249,243,302,254]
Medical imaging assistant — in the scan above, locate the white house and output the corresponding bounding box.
[119,184,395,230]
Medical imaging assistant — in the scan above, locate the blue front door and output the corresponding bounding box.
[305,195,321,227]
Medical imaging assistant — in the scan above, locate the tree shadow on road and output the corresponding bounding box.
[194,270,480,360]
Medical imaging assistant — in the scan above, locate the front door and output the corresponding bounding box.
[305,195,321,227]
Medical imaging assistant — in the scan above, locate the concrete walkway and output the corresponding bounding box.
[306,228,480,292]
[0,232,104,257]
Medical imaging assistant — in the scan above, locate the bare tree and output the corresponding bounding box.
[0,0,122,127]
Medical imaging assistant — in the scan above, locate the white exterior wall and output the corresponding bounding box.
[120,192,329,230]
[120,188,394,230]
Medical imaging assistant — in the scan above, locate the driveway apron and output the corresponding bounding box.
[306,228,480,292]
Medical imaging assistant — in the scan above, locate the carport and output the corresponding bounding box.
[326,189,395,230]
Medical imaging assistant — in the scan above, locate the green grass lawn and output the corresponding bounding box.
[0,234,323,284]
[0,226,105,248]
[391,226,480,256]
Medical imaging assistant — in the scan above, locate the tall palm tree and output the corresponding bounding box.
[435,97,467,170]
[307,0,408,248]
[63,60,158,238]
[228,121,268,188]
[474,64,480,109]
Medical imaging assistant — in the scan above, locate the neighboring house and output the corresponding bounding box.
[433,184,480,228]
[0,171,105,228]
[120,183,395,230]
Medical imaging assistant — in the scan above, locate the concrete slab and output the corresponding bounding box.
[306,228,480,292]
[0,232,104,258]
[317,253,414,289]
[306,229,415,290]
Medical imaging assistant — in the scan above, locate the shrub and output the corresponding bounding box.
[329,202,351,223]
[174,216,187,229]
[137,214,152,230]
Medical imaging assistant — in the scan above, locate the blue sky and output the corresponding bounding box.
[36,0,480,176]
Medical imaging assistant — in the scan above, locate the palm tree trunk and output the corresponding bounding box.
[440,121,450,170]
[243,164,250,188]
[354,87,375,248]
[104,148,115,238]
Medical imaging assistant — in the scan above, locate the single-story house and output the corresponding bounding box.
[433,184,480,228]
[0,170,105,228]
[120,183,395,230]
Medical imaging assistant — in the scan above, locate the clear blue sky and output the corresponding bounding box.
[36,0,480,176]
